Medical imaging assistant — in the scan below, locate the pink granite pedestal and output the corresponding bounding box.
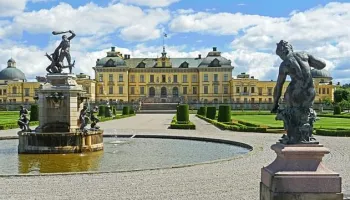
[260,143,343,200]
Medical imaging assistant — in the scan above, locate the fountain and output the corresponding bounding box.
[17,30,103,154]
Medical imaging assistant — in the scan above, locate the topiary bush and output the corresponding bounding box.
[105,106,113,117]
[177,104,189,123]
[130,107,135,114]
[122,106,130,115]
[30,104,39,121]
[98,105,106,116]
[333,105,341,115]
[206,106,216,119]
[112,106,117,115]
[218,105,231,122]
[197,106,207,116]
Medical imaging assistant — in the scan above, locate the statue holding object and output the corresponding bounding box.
[46,30,76,74]
[271,40,326,144]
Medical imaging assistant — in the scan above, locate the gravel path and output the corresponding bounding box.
[0,114,349,200]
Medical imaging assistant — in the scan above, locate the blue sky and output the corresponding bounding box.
[0,0,349,83]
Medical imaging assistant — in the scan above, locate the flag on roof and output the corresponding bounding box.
[164,33,167,37]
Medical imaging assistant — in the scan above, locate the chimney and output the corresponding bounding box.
[128,55,131,59]
[111,47,115,52]
[213,47,217,51]
[251,76,254,79]
[198,54,201,59]
[124,54,128,59]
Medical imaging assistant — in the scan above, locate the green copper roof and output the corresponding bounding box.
[0,66,26,80]
[311,69,332,79]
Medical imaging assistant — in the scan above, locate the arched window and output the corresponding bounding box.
[172,87,179,97]
[149,87,155,97]
[213,98,218,104]
[161,87,167,97]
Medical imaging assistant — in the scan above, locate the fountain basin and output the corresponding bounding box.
[17,129,104,154]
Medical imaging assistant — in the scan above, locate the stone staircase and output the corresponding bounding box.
[139,103,178,114]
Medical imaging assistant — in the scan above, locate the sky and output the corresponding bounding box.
[0,0,349,83]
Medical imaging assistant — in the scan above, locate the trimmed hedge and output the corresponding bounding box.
[197,106,207,116]
[334,105,341,115]
[122,106,130,115]
[197,114,268,133]
[316,128,350,137]
[30,105,39,121]
[169,115,196,129]
[112,106,117,115]
[231,112,273,115]
[177,104,189,123]
[98,105,106,116]
[105,106,113,117]
[318,114,350,119]
[206,107,216,119]
[218,105,231,122]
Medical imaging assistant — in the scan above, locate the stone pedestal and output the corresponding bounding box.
[260,143,343,200]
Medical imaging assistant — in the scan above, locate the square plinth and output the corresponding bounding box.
[260,143,343,200]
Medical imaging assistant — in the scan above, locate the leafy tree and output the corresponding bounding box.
[339,100,350,113]
[334,88,350,103]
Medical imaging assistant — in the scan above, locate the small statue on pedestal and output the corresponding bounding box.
[79,105,89,133]
[18,105,30,131]
[90,106,100,129]
[271,40,326,144]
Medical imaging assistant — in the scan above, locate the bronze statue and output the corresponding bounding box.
[79,105,89,132]
[46,30,76,74]
[90,106,100,129]
[18,105,30,131]
[272,40,326,144]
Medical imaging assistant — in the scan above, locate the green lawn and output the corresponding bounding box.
[0,111,20,125]
[231,114,350,129]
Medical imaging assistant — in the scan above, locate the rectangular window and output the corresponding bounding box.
[24,88,30,96]
[183,75,187,83]
[173,75,178,83]
[118,74,123,82]
[243,87,247,93]
[150,75,154,83]
[140,75,145,83]
[268,88,273,95]
[268,98,272,103]
[259,98,262,103]
[0,90,2,95]
[183,87,187,94]
[193,87,197,95]
[99,74,103,82]
[251,98,255,103]
[244,98,248,103]
[214,74,218,82]
[236,87,240,93]
[192,74,197,82]
[204,86,208,94]
[130,75,135,83]
[162,75,166,83]
[214,86,218,94]
[204,74,208,82]
[223,86,228,94]
[3,89,6,94]
[109,74,113,82]
[322,88,326,94]
[131,87,135,95]
[236,98,240,103]
[99,86,103,94]
[109,86,113,94]
[258,87,263,95]
[319,88,321,94]
[119,86,123,94]
[327,88,330,94]
[251,87,255,93]
[140,86,145,95]
[224,74,229,82]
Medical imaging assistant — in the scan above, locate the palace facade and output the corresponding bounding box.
[0,47,335,105]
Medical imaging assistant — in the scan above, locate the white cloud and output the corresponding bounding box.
[118,0,180,7]
[0,2,170,42]
[0,0,26,17]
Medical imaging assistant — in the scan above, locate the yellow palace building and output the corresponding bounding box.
[0,47,336,107]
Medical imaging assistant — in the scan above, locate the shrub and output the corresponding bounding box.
[112,106,117,115]
[122,106,130,115]
[30,104,39,121]
[197,106,207,116]
[333,105,341,115]
[105,106,113,117]
[206,107,216,119]
[177,104,189,123]
[130,107,135,114]
[316,128,350,137]
[98,105,106,116]
[218,105,231,122]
